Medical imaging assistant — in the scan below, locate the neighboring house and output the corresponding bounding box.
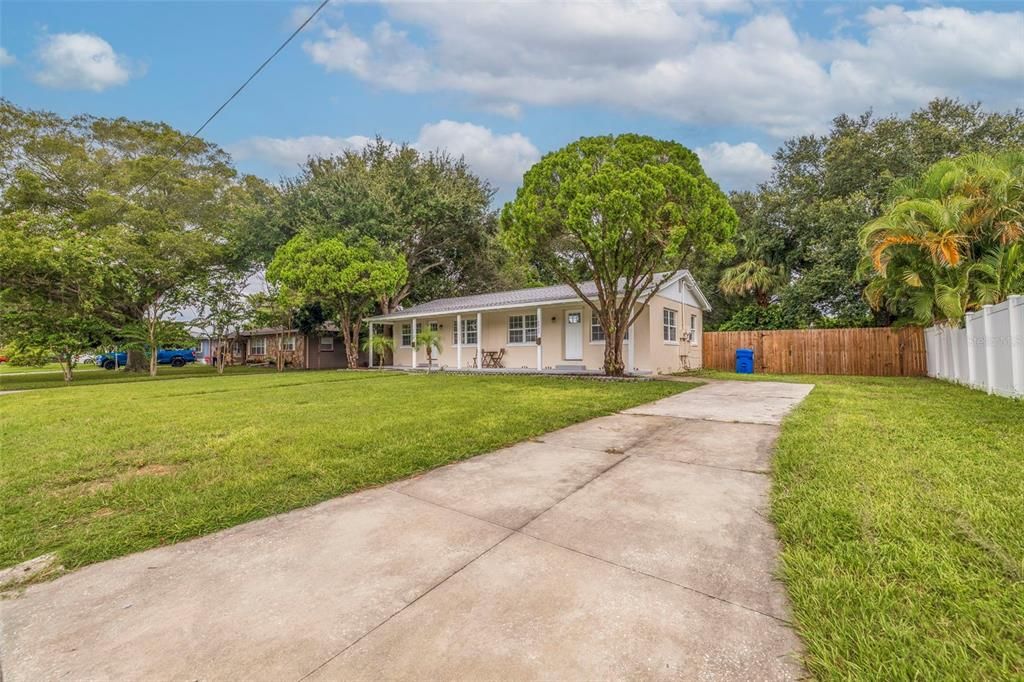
[364,271,708,374]
[199,324,361,370]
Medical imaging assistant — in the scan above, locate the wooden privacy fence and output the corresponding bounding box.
[702,327,927,376]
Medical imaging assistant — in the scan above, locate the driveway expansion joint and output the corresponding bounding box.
[295,530,515,682]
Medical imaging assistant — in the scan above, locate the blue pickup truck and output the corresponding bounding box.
[95,349,197,370]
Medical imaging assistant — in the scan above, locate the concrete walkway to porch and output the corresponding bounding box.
[1,380,814,681]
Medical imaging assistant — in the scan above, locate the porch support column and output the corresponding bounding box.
[456,314,462,369]
[628,319,636,373]
[476,312,482,368]
[536,306,543,370]
[412,318,418,369]
[368,322,374,368]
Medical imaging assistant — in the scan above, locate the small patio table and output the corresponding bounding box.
[481,350,504,368]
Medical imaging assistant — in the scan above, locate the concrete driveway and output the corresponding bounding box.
[1,379,813,681]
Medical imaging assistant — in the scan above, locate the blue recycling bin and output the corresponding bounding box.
[735,348,754,374]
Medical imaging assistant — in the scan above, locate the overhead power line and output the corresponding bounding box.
[116,0,331,209]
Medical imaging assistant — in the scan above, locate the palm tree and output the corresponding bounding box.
[859,152,1024,326]
[361,331,395,368]
[717,221,789,308]
[972,243,1024,306]
[414,328,443,372]
[719,259,788,307]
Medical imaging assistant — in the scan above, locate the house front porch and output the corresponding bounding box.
[365,302,647,374]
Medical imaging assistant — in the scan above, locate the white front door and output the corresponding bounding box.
[565,310,583,361]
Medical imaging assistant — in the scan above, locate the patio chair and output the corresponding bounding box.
[492,348,505,368]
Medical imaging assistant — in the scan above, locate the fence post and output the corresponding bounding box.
[950,327,961,384]
[1009,295,1024,398]
[982,305,997,395]
[965,313,978,387]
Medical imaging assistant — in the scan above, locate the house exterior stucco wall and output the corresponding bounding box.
[383,292,702,374]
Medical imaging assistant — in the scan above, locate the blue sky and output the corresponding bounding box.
[2,0,1022,202]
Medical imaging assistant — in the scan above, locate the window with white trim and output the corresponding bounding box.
[249,337,266,355]
[663,308,677,342]
[507,314,538,344]
[400,324,412,347]
[452,318,478,345]
[319,336,334,351]
[281,335,296,351]
[590,312,629,343]
[689,314,698,344]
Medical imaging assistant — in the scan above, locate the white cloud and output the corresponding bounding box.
[0,47,15,67]
[301,2,1024,136]
[230,121,540,191]
[697,141,774,190]
[33,33,136,91]
[228,134,372,170]
[414,120,540,187]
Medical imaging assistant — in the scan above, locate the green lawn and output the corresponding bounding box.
[0,371,690,573]
[0,362,77,374]
[700,370,1024,680]
[0,363,276,391]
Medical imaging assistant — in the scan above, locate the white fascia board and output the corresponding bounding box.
[364,297,586,323]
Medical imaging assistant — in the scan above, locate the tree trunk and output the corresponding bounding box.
[58,351,74,383]
[125,349,147,372]
[597,303,629,377]
[603,337,625,376]
[217,338,226,374]
[340,321,360,369]
[276,333,285,372]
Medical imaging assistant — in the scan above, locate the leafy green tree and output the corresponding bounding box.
[192,268,252,374]
[362,330,395,369]
[860,152,1024,325]
[263,138,498,312]
[714,99,1024,329]
[267,234,407,368]
[0,100,266,371]
[501,134,736,375]
[0,211,116,382]
[248,287,302,372]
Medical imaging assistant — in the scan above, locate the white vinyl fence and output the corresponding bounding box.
[924,295,1024,398]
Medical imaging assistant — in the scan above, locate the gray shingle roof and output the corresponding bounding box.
[239,322,339,336]
[367,271,704,321]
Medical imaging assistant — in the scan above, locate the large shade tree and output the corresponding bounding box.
[0,211,118,382]
[0,100,267,372]
[267,234,407,368]
[501,134,736,375]
[262,138,499,312]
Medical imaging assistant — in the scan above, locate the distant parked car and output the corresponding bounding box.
[75,354,97,365]
[94,349,197,370]
[0,355,8,364]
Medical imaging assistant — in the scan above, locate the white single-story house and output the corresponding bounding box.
[364,270,709,374]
